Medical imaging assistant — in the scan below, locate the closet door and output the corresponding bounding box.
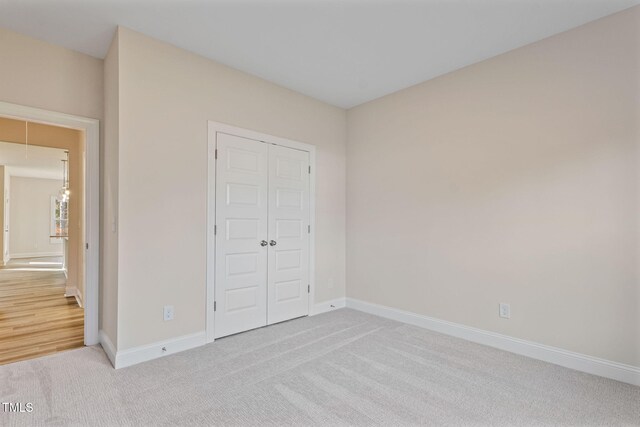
[267,145,310,324]
[215,133,269,338]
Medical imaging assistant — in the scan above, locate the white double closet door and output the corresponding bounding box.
[214,132,310,338]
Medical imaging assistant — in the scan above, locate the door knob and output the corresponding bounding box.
[260,240,268,247]
[269,240,277,246]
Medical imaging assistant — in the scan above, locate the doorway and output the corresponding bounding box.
[0,101,99,363]
[207,122,316,342]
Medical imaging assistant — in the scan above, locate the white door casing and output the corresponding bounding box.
[0,101,99,346]
[214,133,269,338]
[4,188,9,264]
[267,145,310,324]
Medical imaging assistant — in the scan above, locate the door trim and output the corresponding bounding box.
[206,121,316,343]
[0,101,100,346]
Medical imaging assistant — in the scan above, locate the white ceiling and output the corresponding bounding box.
[0,0,637,108]
[0,141,66,180]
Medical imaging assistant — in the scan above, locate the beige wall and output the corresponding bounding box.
[347,7,640,367]
[0,28,103,120]
[113,28,346,350]
[9,176,63,257]
[3,166,8,264]
[0,165,4,264]
[101,30,120,346]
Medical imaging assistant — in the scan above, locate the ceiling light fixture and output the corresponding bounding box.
[57,150,70,203]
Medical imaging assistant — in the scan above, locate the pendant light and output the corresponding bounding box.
[57,151,70,203]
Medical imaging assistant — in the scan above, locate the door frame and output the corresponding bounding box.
[0,101,100,346]
[206,121,316,343]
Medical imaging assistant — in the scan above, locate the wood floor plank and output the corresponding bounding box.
[0,263,84,365]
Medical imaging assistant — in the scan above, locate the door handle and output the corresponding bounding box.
[269,240,277,246]
[260,240,268,247]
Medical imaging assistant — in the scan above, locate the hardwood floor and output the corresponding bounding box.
[0,259,84,365]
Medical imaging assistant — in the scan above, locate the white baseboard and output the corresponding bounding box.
[311,297,346,315]
[64,286,82,308]
[74,287,84,308]
[99,330,117,367]
[9,251,63,259]
[345,298,640,387]
[112,331,207,369]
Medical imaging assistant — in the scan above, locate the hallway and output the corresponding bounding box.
[0,257,83,365]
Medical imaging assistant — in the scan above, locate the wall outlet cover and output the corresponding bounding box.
[163,305,174,321]
[499,303,511,319]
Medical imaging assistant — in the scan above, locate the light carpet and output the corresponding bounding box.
[1,308,638,426]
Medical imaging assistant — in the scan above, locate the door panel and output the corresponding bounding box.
[215,133,268,338]
[267,145,310,324]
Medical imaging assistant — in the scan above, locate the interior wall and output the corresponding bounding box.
[3,167,8,264]
[9,176,63,257]
[0,28,103,120]
[101,31,120,346]
[0,165,5,264]
[0,118,86,302]
[347,7,640,367]
[114,27,347,350]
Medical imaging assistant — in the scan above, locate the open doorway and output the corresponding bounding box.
[0,117,87,364]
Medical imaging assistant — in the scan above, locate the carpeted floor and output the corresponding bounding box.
[1,308,638,426]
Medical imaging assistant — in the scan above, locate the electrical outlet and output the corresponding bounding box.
[163,305,174,321]
[499,303,511,319]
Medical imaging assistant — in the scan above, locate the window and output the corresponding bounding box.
[50,196,68,243]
